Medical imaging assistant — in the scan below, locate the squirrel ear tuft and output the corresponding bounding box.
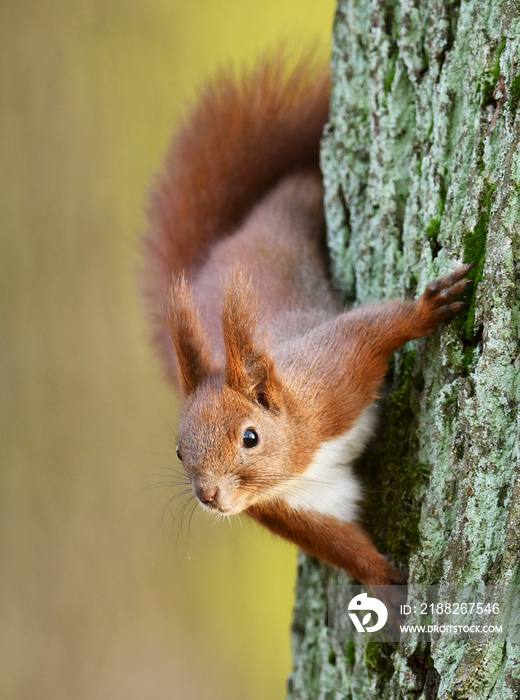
[222,270,282,410]
[166,276,212,397]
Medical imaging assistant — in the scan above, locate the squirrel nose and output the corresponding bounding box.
[197,485,219,504]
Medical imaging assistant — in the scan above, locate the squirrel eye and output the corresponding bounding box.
[242,429,259,448]
[176,445,183,462]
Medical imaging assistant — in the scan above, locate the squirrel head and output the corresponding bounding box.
[167,271,297,515]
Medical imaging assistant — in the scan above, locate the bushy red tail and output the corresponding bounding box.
[141,52,330,385]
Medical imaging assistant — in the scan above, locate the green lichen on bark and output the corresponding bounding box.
[510,75,520,115]
[359,350,428,568]
[288,0,520,697]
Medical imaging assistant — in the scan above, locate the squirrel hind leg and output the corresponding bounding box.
[416,263,476,334]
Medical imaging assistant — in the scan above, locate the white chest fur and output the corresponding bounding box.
[275,405,378,523]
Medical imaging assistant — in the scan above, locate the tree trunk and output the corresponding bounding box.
[288,0,520,697]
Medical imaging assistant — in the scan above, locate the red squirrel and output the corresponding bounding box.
[142,55,473,589]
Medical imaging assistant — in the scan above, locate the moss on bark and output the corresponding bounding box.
[288,0,520,697]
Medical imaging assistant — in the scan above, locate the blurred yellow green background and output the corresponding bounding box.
[0,2,335,698]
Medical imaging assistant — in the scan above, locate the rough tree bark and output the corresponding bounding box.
[287,0,520,697]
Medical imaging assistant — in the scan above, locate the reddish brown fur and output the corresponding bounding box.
[142,53,331,385]
[247,502,406,585]
[167,278,213,396]
[142,55,473,588]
